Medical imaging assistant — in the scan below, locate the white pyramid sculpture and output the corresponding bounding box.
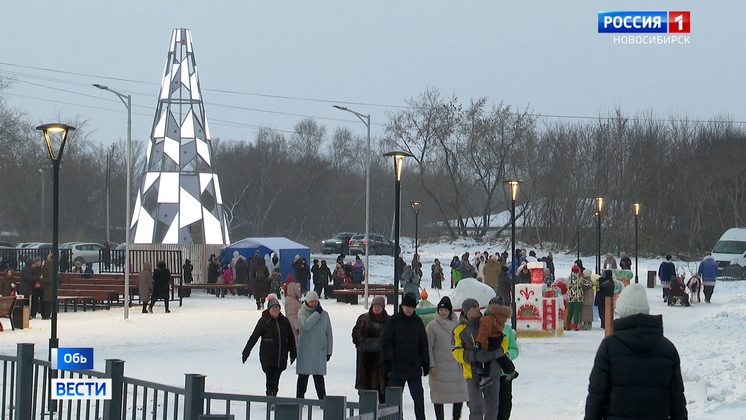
[131,28,230,245]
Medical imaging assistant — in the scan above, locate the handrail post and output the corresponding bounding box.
[15,343,35,420]
[184,373,206,420]
[359,390,379,417]
[103,359,125,420]
[323,395,346,420]
[384,386,403,419]
[274,403,301,419]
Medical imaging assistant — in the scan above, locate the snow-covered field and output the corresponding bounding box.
[1,238,745,419]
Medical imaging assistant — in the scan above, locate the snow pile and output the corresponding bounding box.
[448,278,497,311]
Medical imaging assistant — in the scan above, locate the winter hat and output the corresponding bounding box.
[287,274,295,282]
[401,293,418,308]
[501,265,509,272]
[582,268,592,278]
[615,284,650,318]
[267,298,281,310]
[305,291,320,302]
[461,298,479,314]
[437,296,453,313]
[371,296,386,308]
[571,265,581,273]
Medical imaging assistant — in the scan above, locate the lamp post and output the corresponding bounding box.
[595,196,605,275]
[93,84,132,319]
[411,202,422,257]
[39,168,45,229]
[36,124,75,359]
[634,203,640,284]
[384,151,413,314]
[333,105,371,308]
[507,180,522,328]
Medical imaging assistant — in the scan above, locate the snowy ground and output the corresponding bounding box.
[1,238,745,419]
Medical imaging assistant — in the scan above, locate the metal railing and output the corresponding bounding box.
[100,249,183,275]
[0,344,401,420]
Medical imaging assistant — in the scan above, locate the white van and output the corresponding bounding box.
[710,227,746,278]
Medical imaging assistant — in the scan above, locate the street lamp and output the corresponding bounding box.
[411,202,422,257]
[634,203,641,284]
[333,105,371,308]
[507,179,522,329]
[595,196,605,275]
[93,84,132,319]
[36,123,75,363]
[384,150,413,314]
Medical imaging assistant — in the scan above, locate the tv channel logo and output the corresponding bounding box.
[598,11,690,33]
[52,379,112,400]
[51,348,94,370]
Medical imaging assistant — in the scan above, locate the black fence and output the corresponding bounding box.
[0,248,74,273]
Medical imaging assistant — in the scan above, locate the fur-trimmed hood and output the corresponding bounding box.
[487,302,512,318]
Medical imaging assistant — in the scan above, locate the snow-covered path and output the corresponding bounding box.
[1,241,744,419]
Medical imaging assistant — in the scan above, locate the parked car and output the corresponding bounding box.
[321,232,359,254]
[348,234,396,256]
[69,242,104,265]
[711,227,746,278]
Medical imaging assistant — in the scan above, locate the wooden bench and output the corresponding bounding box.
[334,286,402,305]
[57,296,97,312]
[0,296,17,330]
[174,283,251,306]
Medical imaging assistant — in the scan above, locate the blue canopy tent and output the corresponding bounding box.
[221,237,311,288]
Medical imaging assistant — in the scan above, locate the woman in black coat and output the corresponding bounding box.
[594,270,615,329]
[148,261,171,313]
[242,297,298,397]
[585,284,687,420]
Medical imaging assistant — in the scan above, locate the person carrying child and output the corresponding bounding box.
[473,296,519,389]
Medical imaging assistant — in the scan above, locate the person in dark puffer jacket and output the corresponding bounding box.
[585,284,687,420]
[381,293,429,420]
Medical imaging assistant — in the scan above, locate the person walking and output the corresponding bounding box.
[497,317,519,420]
[619,252,632,270]
[595,270,615,329]
[381,293,429,420]
[1,268,15,297]
[426,296,468,420]
[148,261,171,313]
[431,259,444,290]
[352,296,390,403]
[658,255,676,303]
[234,256,249,296]
[285,282,302,344]
[497,266,512,305]
[207,256,220,296]
[697,254,718,303]
[137,262,154,313]
[242,297,297,397]
[603,253,617,270]
[452,298,501,420]
[254,258,270,310]
[296,291,333,400]
[450,256,461,288]
[181,258,193,298]
[585,284,687,420]
[401,265,420,303]
[315,260,332,299]
[28,258,44,318]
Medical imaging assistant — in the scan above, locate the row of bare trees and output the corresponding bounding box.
[1,83,744,255]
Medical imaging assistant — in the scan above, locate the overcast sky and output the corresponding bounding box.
[1,0,738,147]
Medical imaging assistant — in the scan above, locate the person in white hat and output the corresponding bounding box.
[295,291,333,400]
[585,284,687,419]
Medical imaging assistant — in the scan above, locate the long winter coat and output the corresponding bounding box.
[254,264,269,299]
[19,260,36,296]
[243,309,297,371]
[0,270,14,296]
[658,260,676,287]
[401,271,420,302]
[381,310,429,380]
[581,285,595,325]
[568,272,592,303]
[296,303,333,375]
[594,275,615,307]
[497,270,512,304]
[234,258,249,295]
[482,259,501,292]
[207,261,220,284]
[152,266,171,299]
[42,256,53,302]
[585,314,687,420]
[352,308,390,394]
[426,314,468,404]
[697,256,718,286]
[137,262,154,304]
[284,283,302,343]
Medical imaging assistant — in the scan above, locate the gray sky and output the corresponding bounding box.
[1,0,738,147]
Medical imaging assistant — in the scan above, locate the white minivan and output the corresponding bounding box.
[710,227,746,278]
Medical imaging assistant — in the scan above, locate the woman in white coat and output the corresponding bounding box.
[426,296,468,420]
[296,291,333,400]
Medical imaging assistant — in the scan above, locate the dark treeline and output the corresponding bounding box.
[1,84,744,256]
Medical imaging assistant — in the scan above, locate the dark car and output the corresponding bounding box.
[348,234,396,256]
[321,232,358,254]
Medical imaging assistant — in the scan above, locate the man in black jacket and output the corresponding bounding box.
[585,284,687,420]
[381,293,429,420]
